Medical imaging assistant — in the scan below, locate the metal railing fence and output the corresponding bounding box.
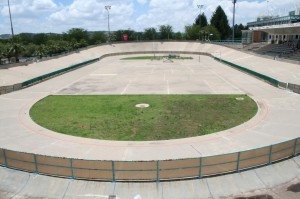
[1,137,299,182]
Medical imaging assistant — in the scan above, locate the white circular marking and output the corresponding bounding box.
[135,103,150,108]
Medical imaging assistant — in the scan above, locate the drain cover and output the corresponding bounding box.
[135,103,150,108]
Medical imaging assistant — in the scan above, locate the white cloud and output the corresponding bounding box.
[0,0,299,34]
[137,0,148,5]
[48,0,134,32]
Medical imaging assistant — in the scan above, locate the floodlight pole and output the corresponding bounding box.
[7,0,14,38]
[232,0,237,42]
[105,5,111,42]
[197,5,204,28]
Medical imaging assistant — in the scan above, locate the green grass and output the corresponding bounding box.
[121,56,193,60]
[30,95,257,141]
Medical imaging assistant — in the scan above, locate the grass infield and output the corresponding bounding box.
[30,95,257,141]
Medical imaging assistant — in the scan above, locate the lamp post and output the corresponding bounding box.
[7,0,14,38]
[197,5,204,28]
[105,5,111,42]
[232,0,237,42]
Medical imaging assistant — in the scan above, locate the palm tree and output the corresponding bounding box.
[33,45,47,59]
[2,44,13,63]
[8,39,25,63]
[0,45,5,65]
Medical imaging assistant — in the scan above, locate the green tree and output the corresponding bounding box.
[185,25,201,40]
[234,24,248,40]
[2,44,13,63]
[195,13,208,28]
[0,44,5,64]
[210,6,231,40]
[66,28,89,43]
[33,44,47,59]
[114,29,135,41]
[32,33,48,45]
[9,38,25,63]
[90,32,106,44]
[143,28,157,40]
[201,25,221,40]
[174,32,183,40]
[17,33,33,45]
[159,25,173,40]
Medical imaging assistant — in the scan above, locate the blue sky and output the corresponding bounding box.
[0,0,299,34]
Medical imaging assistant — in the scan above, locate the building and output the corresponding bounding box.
[242,9,300,45]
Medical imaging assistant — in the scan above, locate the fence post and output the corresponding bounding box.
[199,158,203,179]
[236,152,241,172]
[34,154,38,174]
[156,160,160,183]
[268,145,273,165]
[70,159,74,179]
[3,149,7,167]
[293,138,298,157]
[112,161,115,182]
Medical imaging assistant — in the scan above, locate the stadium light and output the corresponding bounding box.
[105,5,111,42]
[7,0,14,38]
[232,0,237,41]
[197,5,204,28]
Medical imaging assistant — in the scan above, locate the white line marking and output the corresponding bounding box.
[231,55,253,61]
[151,66,156,74]
[121,78,137,95]
[185,65,195,73]
[210,69,243,93]
[167,80,170,94]
[90,74,118,76]
[164,73,166,81]
[78,194,112,198]
[203,80,216,94]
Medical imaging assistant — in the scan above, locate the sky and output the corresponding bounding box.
[0,0,299,34]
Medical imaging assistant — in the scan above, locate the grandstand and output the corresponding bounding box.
[242,9,300,62]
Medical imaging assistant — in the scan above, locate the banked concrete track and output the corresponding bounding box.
[0,42,300,198]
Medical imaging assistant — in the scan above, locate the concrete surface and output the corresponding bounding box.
[0,42,300,198]
[0,156,299,198]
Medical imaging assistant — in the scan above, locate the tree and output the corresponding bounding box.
[201,25,221,41]
[66,28,89,43]
[159,25,173,40]
[33,44,47,59]
[195,13,208,28]
[143,28,157,40]
[17,33,33,45]
[9,38,25,63]
[185,25,201,40]
[32,33,48,45]
[210,6,231,40]
[233,24,248,40]
[2,44,13,63]
[90,32,106,44]
[0,44,5,64]
[114,29,135,41]
[174,32,183,40]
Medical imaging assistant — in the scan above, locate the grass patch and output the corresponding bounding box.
[121,56,193,60]
[30,95,257,141]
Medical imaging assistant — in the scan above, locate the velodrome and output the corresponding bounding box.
[0,42,300,198]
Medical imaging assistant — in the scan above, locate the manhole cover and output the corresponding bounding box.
[135,103,150,108]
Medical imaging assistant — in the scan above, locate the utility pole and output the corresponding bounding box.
[105,5,111,42]
[7,0,14,38]
[197,5,204,28]
[232,0,237,42]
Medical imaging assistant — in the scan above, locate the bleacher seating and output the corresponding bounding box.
[248,41,299,61]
